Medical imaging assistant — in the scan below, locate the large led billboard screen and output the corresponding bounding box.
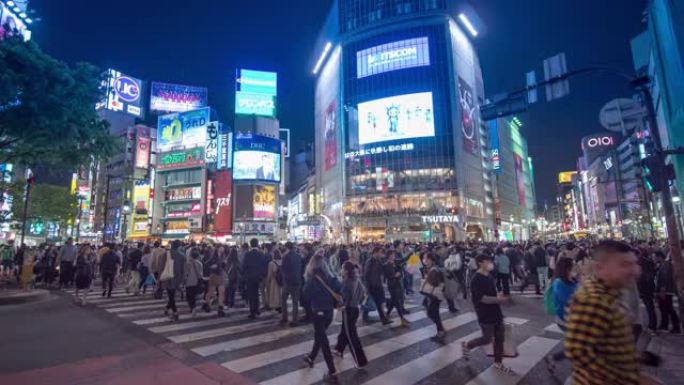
[236,69,277,95]
[157,107,210,151]
[234,185,276,221]
[235,92,276,117]
[233,151,281,182]
[357,92,435,145]
[150,82,208,113]
[356,37,429,78]
[105,69,144,117]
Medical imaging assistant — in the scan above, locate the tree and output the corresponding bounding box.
[11,183,78,226]
[0,34,119,169]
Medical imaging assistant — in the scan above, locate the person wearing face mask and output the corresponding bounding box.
[462,254,513,374]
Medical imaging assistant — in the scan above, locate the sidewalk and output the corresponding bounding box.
[0,292,256,385]
[645,333,684,383]
[0,346,256,385]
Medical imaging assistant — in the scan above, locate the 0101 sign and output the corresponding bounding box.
[586,136,614,148]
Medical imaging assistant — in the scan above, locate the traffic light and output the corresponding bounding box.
[641,155,675,193]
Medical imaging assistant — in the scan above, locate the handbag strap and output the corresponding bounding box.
[315,274,340,299]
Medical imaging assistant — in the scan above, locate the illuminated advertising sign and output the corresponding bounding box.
[157,107,210,151]
[235,92,276,117]
[0,3,31,41]
[234,185,276,221]
[324,101,337,171]
[105,69,144,117]
[166,186,202,201]
[356,37,429,78]
[458,77,478,155]
[235,69,277,118]
[581,133,618,164]
[130,182,150,237]
[358,92,435,145]
[165,202,201,218]
[135,125,151,169]
[158,148,204,170]
[150,81,208,113]
[489,120,502,175]
[205,122,219,163]
[217,131,233,170]
[233,135,282,182]
[236,69,277,95]
[233,151,281,182]
[214,170,233,232]
[558,171,577,184]
[165,220,190,234]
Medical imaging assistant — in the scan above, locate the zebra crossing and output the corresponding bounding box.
[61,286,564,385]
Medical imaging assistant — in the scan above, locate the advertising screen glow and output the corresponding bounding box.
[233,151,281,182]
[105,69,144,117]
[150,82,208,112]
[358,92,435,145]
[157,108,210,151]
[236,69,277,95]
[357,37,429,78]
[235,92,276,117]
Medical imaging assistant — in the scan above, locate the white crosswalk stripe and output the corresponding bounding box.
[223,306,444,374]
[60,286,562,385]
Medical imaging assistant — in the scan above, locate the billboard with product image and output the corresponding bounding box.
[157,107,210,151]
[233,185,276,221]
[357,92,435,145]
[150,81,208,113]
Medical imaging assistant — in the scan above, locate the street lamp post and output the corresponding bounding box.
[121,203,131,242]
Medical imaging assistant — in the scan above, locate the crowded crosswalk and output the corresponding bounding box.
[61,285,565,385]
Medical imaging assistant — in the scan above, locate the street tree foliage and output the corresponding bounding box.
[0,34,119,169]
[11,183,78,225]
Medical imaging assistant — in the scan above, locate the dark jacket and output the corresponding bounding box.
[637,255,657,295]
[281,250,303,286]
[363,256,384,288]
[162,248,186,289]
[655,261,676,294]
[127,248,143,271]
[242,248,268,282]
[303,268,341,311]
[100,250,120,274]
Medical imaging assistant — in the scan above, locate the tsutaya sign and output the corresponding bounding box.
[421,215,460,224]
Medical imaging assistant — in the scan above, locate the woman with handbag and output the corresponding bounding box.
[333,261,369,368]
[421,252,446,342]
[185,249,204,317]
[302,251,342,382]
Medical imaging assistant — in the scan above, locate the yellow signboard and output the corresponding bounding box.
[129,183,150,238]
[558,171,577,184]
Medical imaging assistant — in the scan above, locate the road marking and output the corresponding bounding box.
[223,305,433,373]
[359,317,529,385]
[463,336,559,385]
[169,318,279,343]
[259,311,476,385]
[544,323,563,334]
[148,317,242,334]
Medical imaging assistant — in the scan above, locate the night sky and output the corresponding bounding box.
[30,0,647,209]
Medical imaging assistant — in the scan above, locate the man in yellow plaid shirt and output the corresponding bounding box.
[565,240,662,385]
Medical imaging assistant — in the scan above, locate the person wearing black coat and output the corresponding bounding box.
[362,246,392,325]
[654,252,681,333]
[384,251,409,326]
[280,242,303,326]
[637,249,659,332]
[302,252,342,382]
[242,238,269,319]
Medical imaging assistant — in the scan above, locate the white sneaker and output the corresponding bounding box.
[191,308,198,317]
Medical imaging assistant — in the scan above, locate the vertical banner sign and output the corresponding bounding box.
[488,120,502,175]
[205,122,219,163]
[458,77,478,155]
[514,154,526,207]
[324,101,337,171]
[214,171,233,233]
[217,131,233,170]
[135,126,151,169]
[130,182,151,237]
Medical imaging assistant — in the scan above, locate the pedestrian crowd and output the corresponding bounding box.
[1,236,680,384]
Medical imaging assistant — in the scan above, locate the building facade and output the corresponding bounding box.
[313,0,496,242]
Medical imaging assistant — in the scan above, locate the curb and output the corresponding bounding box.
[0,289,51,306]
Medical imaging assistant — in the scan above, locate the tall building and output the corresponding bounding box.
[490,116,536,241]
[313,0,495,242]
[632,0,684,236]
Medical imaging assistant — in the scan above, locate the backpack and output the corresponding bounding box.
[274,260,283,286]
